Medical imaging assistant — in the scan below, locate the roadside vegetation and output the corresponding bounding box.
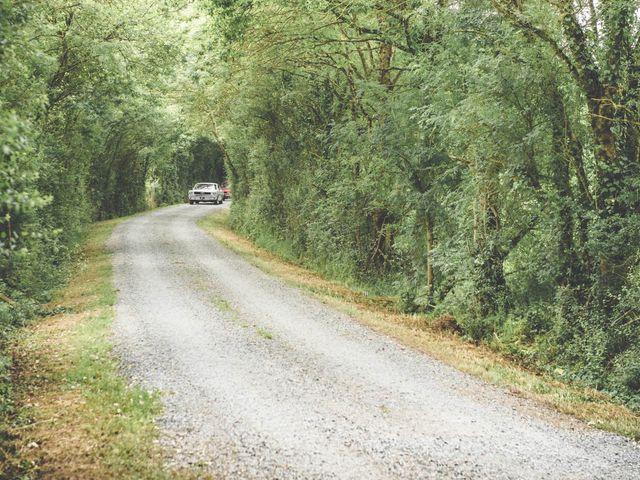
[200,210,640,440]
[194,1,640,411]
[2,219,156,477]
[1,217,213,478]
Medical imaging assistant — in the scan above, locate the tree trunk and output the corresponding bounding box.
[378,43,393,89]
[425,212,434,307]
[549,87,592,291]
[473,189,508,316]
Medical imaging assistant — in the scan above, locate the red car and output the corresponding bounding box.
[222,185,231,199]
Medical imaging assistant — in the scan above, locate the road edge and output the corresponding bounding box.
[2,213,209,479]
[198,209,640,442]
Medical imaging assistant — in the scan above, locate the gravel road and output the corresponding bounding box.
[110,204,639,479]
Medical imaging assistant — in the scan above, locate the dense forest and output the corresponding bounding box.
[2,0,639,411]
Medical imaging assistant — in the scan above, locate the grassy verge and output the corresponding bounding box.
[1,216,205,479]
[199,210,640,441]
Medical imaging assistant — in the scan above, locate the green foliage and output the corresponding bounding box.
[1,0,184,296]
[199,0,640,406]
[0,113,49,257]
[0,0,195,299]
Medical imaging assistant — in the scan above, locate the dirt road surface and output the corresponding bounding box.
[109,204,639,479]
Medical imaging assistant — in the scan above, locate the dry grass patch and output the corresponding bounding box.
[4,217,210,479]
[199,210,640,441]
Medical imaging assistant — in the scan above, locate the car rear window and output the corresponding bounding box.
[194,183,214,189]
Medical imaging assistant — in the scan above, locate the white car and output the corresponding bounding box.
[188,183,224,204]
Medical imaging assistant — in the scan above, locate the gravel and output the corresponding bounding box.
[109,204,640,479]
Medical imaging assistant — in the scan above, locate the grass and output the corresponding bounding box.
[210,294,248,329]
[209,294,272,338]
[211,295,234,314]
[198,209,640,441]
[2,216,209,479]
[256,328,273,340]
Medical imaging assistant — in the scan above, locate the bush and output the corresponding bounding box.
[459,314,499,343]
